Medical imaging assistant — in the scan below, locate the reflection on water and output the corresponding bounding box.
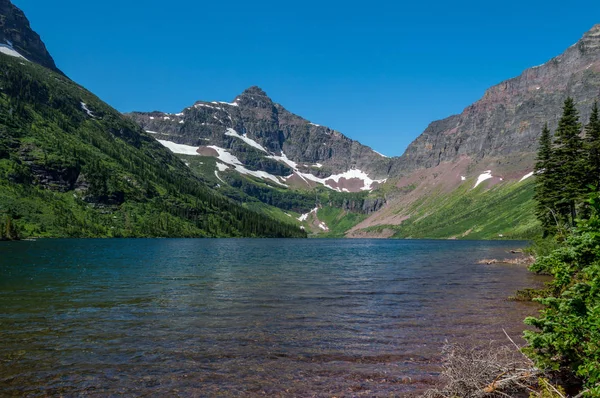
[0,239,544,396]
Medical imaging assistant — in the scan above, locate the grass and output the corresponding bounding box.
[356,178,540,240]
[315,206,369,238]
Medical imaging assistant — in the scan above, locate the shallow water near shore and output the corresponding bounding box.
[0,238,544,396]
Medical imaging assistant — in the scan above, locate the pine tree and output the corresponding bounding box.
[534,123,557,235]
[553,97,585,226]
[585,101,600,190]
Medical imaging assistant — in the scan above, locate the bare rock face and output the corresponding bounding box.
[129,24,600,192]
[126,86,391,180]
[391,25,600,175]
[0,0,62,74]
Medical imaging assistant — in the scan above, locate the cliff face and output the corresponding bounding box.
[128,87,390,177]
[0,0,62,74]
[392,24,600,175]
[129,25,600,186]
[127,86,391,192]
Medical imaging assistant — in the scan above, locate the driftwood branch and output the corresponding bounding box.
[420,340,540,398]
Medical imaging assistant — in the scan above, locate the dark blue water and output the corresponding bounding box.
[0,239,543,396]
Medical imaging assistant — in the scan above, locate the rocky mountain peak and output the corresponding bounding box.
[235,86,274,109]
[0,0,63,75]
[241,86,269,97]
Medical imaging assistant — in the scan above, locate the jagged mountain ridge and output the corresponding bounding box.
[391,24,600,176]
[0,0,62,75]
[129,24,600,195]
[126,87,391,193]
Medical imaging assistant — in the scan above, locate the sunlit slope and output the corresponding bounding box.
[0,54,305,238]
[349,177,539,240]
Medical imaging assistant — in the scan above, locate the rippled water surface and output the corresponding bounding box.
[0,239,544,396]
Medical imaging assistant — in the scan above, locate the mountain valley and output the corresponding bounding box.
[3,0,600,239]
[127,25,600,238]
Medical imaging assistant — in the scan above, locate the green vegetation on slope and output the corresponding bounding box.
[315,206,369,238]
[526,194,600,397]
[360,178,540,240]
[0,54,305,238]
[182,152,384,235]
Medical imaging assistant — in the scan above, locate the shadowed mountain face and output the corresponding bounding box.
[0,0,62,75]
[390,24,600,176]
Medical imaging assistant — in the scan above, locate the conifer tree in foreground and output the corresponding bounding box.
[585,101,600,190]
[553,97,585,226]
[534,123,556,236]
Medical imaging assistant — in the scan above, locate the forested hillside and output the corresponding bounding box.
[0,54,305,239]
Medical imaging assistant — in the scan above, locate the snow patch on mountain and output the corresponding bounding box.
[225,128,268,153]
[474,170,493,188]
[289,169,386,192]
[80,102,95,118]
[194,103,225,111]
[266,152,384,192]
[157,140,200,156]
[214,170,225,183]
[298,207,318,222]
[519,171,534,182]
[326,169,387,190]
[0,43,27,60]
[216,162,229,172]
[214,101,239,107]
[267,151,298,169]
[208,145,286,186]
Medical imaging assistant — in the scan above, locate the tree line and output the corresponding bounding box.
[529,97,600,396]
[534,97,600,236]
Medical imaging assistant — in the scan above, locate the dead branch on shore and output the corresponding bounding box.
[478,255,535,266]
[420,340,541,398]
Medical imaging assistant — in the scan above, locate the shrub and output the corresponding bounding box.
[524,194,600,397]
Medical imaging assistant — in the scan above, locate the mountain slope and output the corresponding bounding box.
[121,25,600,240]
[0,2,305,239]
[348,25,600,238]
[126,87,391,193]
[392,24,600,176]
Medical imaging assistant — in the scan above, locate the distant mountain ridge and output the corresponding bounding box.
[5,0,600,239]
[126,87,391,193]
[390,24,600,176]
[125,24,600,238]
[346,24,600,239]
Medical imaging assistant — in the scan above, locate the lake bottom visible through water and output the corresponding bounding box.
[0,239,545,396]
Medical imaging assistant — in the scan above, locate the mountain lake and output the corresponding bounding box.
[0,239,545,396]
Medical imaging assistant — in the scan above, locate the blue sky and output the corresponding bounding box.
[13,0,600,157]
